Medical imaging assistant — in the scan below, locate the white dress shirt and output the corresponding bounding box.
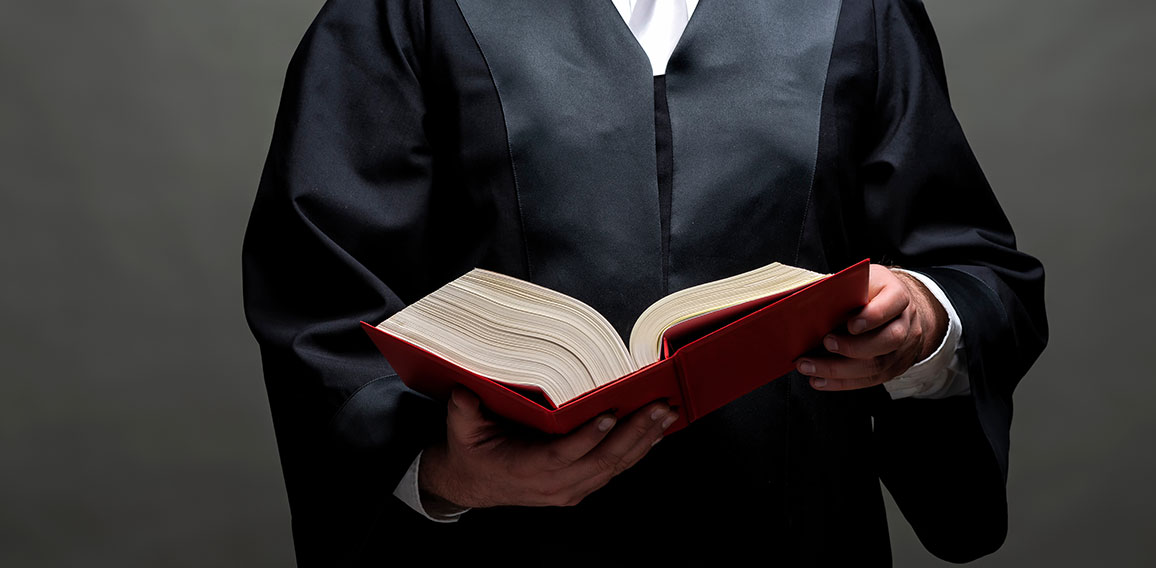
[393,0,971,522]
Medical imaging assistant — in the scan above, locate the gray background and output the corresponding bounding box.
[1,0,1152,565]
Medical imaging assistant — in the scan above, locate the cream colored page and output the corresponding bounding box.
[627,263,826,368]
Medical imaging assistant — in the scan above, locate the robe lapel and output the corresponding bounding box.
[455,0,664,339]
[453,0,842,338]
[664,1,843,289]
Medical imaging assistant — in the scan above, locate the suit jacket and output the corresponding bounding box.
[242,1,1048,565]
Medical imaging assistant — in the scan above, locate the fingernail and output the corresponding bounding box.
[661,414,678,430]
[823,336,838,352]
[851,319,866,334]
[651,437,663,447]
[812,378,827,388]
[597,416,616,432]
[799,361,816,375]
[650,407,669,421]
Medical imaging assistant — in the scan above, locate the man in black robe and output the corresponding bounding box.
[242,1,1048,565]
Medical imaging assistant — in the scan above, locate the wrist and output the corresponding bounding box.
[891,269,947,362]
[418,443,474,512]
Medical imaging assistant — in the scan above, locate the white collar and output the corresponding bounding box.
[610,0,700,75]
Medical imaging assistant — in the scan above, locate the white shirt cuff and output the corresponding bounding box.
[883,269,971,400]
[392,450,470,523]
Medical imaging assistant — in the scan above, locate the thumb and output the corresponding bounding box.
[867,264,891,298]
[447,387,490,446]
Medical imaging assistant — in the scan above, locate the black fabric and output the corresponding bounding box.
[653,75,673,294]
[241,0,1048,565]
[454,0,663,339]
[663,0,842,292]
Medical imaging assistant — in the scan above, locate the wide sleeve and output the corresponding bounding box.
[241,1,457,563]
[860,0,1049,562]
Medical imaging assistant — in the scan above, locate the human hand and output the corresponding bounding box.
[418,388,677,509]
[794,263,947,391]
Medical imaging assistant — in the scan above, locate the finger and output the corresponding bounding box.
[446,387,496,447]
[571,401,672,480]
[848,275,909,335]
[561,409,677,506]
[617,409,676,468]
[866,264,890,298]
[809,376,886,391]
[822,317,908,359]
[796,354,888,381]
[539,413,618,470]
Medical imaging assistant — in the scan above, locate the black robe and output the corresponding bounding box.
[242,1,1048,565]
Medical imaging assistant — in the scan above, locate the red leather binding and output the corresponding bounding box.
[361,259,869,436]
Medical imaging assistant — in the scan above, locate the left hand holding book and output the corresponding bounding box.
[419,388,677,509]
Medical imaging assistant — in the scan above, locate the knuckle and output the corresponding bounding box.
[845,341,864,359]
[910,321,925,345]
[536,478,565,500]
[899,291,912,311]
[631,417,654,437]
[834,339,854,358]
[614,459,630,475]
[627,442,655,468]
[595,453,621,473]
[890,322,905,342]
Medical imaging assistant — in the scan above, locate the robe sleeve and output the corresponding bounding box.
[241,1,453,563]
[861,0,1049,562]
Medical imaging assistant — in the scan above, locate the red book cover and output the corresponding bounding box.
[361,259,870,435]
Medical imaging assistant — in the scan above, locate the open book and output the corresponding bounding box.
[362,259,869,434]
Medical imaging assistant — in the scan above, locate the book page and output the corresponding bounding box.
[627,262,826,368]
[379,269,636,405]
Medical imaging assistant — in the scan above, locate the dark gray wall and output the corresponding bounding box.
[1,1,1151,566]
[886,1,1156,566]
